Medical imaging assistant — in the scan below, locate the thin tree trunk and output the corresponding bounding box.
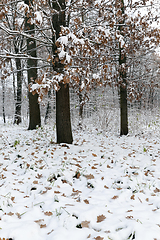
[14,58,22,124]
[79,78,83,119]
[24,0,41,130]
[1,79,6,124]
[44,90,52,124]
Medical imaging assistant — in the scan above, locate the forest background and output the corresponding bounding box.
[0,0,160,141]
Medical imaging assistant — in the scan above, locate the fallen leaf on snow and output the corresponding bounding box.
[94,236,104,240]
[97,214,106,223]
[154,188,160,193]
[7,212,14,216]
[85,174,94,179]
[84,199,89,204]
[126,215,133,219]
[44,211,53,216]
[47,229,54,235]
[81,221,90,228]
[33,180,38,184]
[40,224,47,228]
[92,153,97,157]
[112,195,119,200]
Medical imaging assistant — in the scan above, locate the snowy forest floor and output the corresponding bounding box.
[1,114,160,240]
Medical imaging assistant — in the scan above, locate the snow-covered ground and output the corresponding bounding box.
[1,118,160,240]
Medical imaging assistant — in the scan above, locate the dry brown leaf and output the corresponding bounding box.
[85,174,94,179]
[40,224,47,228]
[91,166,97,169]
[74,163,82,168]
[33,180,38,184]
[97,214,106,223]
[16,212,21,219]
[71,188,82,196]
[11,197,15,202]
[81,221,90,228]
[35,219,44,224]
[54,191,61,194]
[138,197,142,203]
[126,215,133,219]
[94,236,104,240]
[7,212,14,216]
[44,211,53,216]
[84,199,89,204]
[41,190,47,194]
[152,209,158,212]
[108,210,113,214]
[47,229,54,235]
[154,188,160,193]
[104,185,109,189]
[130,195,135,200]
[92,153,97,157]
[112,195,119,200]
[45,187,52,190]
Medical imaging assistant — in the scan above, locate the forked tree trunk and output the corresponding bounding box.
[24,0,41,130]
[52,0,73,144]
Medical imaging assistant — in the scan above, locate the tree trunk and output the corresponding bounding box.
[44,90,52,124]
[14,58,22,125]
[24,0,41,130]
[1,79,6,124]
[56,82,73,144]
[119,0,128,136]
[52,0,73,143]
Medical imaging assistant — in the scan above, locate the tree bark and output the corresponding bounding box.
[44,90,52,124]
[52,0,73,143]
[1,78,6,124]
[56,82,73,144]
[119,0,128,136]
[14,58,22,125]
[24,0,41,130]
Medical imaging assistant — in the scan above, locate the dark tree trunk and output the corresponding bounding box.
[14,58,22,125]
[52,0,73,144]
[1,79,6,124]
[44,90,52,124]
[56,83,73,144]
[24,0,41,130]
[79,79,83,119]
[119,0,128,136]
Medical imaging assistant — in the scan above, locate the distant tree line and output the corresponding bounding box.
[0,0,160,143]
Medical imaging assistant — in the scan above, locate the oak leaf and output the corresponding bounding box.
[84,199,89,204]
[94,237,104,240]
[92,153,97,157]
[81,221,90,228]
[97,214,106,223]
[85,174,94,179]
[44,211,53,216]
